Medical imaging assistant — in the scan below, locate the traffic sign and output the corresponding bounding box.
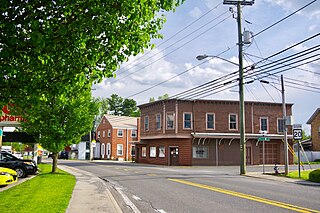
[293,129,302,140]
[258,137,270,141]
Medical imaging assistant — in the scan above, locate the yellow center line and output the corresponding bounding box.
[168,179,320,213]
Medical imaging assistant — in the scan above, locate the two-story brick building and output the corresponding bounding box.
[307,108,320,151]
[135,99,293,166]
[96,115,139,161]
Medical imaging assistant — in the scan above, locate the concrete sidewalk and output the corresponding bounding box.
[58,164,123,213]
[245,172,320,186]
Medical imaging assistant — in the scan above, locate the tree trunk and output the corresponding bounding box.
[52,152,58,173]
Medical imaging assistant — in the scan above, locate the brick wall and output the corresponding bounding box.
[139,99,292,135]
[311,113,320,151]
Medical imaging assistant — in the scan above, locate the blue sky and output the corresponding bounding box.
[93,0,320,134]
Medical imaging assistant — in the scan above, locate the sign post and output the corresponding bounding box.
[293,124,302,178]
[0,127,3,152]
[258,132,269,174]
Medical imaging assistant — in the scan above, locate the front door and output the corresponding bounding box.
[170,147,179,166]
[246,146,252,165]
[106,143,111,159]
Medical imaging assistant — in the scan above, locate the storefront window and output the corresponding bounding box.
[150,147,156,157]
[142,147,147,157]
[159,147,165,157]
[192,146,209,159]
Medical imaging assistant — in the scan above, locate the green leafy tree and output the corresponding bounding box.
[0,1,184,107]
[107,94,124,115]
[106,94,139,117]
[19,87,99,172]
[0,1,184,172]
[302,130,311,140]
[158,93,170,100]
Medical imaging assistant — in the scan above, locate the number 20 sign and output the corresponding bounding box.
[293,129,302,140]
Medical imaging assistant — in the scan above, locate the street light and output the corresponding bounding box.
[196,53,246,175]
[259,75,289,175]
[196,55,239,67]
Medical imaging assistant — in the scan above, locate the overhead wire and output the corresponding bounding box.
[114,2,223,75]
[170,33,320,100]
[124,2,320,101]
[252,0,318,38]
[114,12,233,83]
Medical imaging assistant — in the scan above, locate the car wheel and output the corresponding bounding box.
[15,167,27,178]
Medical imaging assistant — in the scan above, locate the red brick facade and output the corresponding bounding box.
[307,108,320,151]
[96,115,138,161]
[136,99,293,166]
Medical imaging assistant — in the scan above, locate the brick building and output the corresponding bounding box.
[135,99,293,166]
[96,115,139,161]
[307,108,320,151]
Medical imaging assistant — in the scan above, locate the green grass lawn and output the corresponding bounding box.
[286,170,312,180]
[0,163,76,213]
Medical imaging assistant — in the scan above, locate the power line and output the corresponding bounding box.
[253,0,318,38]
[169,34,320,100]
[244,52,320,76]
[112,12,232,82]
[114,3,223,75]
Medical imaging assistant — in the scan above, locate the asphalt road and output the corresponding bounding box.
[59,160,320,213]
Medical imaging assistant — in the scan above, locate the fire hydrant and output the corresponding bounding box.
[274,164,279,175]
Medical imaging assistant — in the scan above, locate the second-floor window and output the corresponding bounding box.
[108,129,111,137]
[167,112,175,130]
[277,118,284,133]
[117,129,124,137]
[97,131,101,138]
[229,114,237,130]
[183,112,192,129]
[102,130,105,138]
[156,114,161,130]
[144,116,149,131]
[131,129,137,138]
[260,117,268,132]
[206,113,215,129]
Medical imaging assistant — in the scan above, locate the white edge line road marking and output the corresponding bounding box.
[132,195,142,201]
[115,186,141,213]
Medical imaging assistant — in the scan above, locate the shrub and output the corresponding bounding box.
[314,159,320,162]
[309,169,320,183]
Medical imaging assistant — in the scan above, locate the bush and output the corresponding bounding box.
[314,159,320,162]
[309,169,320,183]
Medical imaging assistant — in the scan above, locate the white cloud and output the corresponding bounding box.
[264,0,320,19]
[309,24,317,31]
[189,7,203,19]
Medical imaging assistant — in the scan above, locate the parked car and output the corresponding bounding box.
[0,151,38,178]
[58,151,68,160]
[0,167,18,186]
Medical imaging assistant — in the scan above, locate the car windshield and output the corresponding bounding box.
[0,152,20,161]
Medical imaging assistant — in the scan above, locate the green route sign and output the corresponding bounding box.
[258,137,270,141]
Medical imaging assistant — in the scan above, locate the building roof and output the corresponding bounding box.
[307,108,320,124]
[104,115,137,129]
[138,98,294,108]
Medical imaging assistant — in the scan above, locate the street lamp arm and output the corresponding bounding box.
[196,54,239,66]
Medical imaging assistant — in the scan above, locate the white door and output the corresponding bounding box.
[101,143,105,159]
[107,143,111,159]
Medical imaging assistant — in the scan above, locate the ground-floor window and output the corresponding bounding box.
[131,145,135,156]
[150,147,156,157]
[101,143,105,156]
[159,147,165,157]
[142,147,147,157]
[117,144,123,156]
[192,146,209,159]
